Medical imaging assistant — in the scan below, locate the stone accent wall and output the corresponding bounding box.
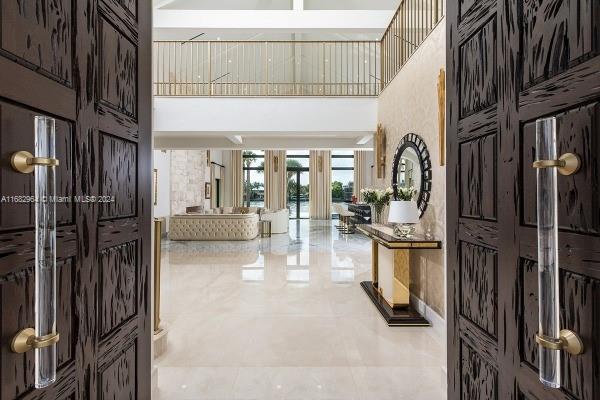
[170,150,210,215]
[375,20,446,318]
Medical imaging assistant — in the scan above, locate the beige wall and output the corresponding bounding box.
[375,19,446,318]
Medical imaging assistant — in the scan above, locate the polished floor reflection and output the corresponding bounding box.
[153,220,446,400]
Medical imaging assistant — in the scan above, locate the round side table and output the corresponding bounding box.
[260,220,272,238]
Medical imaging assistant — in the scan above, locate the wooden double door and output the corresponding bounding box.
[447,1,599,399]
[0,1,151,399]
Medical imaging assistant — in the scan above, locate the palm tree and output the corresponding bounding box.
[242,151,257,206]
[286,159,303,179]
[243,150,257,168]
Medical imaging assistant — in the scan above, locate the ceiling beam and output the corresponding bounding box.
[154,10,393,33]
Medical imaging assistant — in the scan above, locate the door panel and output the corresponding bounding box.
[0,1,151,399]
[521,103,600,234]
[0,101,74,229]
[1,0,73,86]
[519,261,599,400]
[448,1,600,400]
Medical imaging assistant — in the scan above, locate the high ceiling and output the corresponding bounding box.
[157,0,400,10]
[153,0,397,40]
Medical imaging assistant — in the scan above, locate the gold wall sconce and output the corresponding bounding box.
[437,68,446,166]
[153,168,158,205]
[274,155,279,172]
[375,124,386,179]
[318,155,323,173]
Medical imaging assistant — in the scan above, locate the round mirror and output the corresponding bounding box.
[391,133,432,217]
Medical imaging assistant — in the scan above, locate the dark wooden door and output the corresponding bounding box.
[447,1,599,399]
[0,1,151,399]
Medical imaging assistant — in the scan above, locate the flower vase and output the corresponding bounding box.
[371,205,384,225]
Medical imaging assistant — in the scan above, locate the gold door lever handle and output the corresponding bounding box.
[11,328,60,353]
[11,151,59,174]
[532,152,580,176]
[536,329,584,355]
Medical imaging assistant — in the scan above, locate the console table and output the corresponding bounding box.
[357,224,442,326]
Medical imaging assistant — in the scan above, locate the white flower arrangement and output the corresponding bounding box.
[397,186,417,201]
[360,187,394,207]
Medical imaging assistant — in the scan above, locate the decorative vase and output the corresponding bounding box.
[371,204,385,225]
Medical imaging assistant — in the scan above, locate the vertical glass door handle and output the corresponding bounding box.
[533,117,584,389]
[10,116,59,389]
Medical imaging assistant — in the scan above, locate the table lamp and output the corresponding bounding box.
[388,200,419,238]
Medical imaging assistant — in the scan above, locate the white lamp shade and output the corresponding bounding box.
[388,201,419,224]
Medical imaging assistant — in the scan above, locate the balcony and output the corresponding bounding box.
[153,0,444,98]
[153,40,381,97]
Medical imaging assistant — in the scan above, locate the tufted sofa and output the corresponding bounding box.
[169,214,259,241]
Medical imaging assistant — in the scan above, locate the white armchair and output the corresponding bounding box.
[261,209,289,234]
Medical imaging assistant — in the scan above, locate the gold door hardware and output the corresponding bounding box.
[532,152,580,176]
[535,329,584,355]
[11,328,60,354]
[11,151,59,174]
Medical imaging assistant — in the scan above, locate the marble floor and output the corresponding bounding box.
[153,220,446,400]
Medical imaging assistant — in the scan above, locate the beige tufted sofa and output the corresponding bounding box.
[169,214,259,241]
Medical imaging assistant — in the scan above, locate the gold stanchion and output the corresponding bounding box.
[153,218,164,333]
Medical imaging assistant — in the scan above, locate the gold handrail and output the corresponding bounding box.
[153,0,444,97]
[380,0,445,90]
[153,40,381,97]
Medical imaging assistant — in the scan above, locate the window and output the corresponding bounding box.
[287,150,309,219]
[331,151,354,205]
[243,150,265,208]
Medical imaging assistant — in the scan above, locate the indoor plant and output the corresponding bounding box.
[360,187,393,224]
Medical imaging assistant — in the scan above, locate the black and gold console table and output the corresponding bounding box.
[357,224,441,326]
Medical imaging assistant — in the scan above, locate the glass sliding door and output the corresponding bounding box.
[287,150,310,219]
[287,169,309,219]
[331,151,354,218]
[287,171,298,218]
[299,170,309,218]
[243,150,265,208]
